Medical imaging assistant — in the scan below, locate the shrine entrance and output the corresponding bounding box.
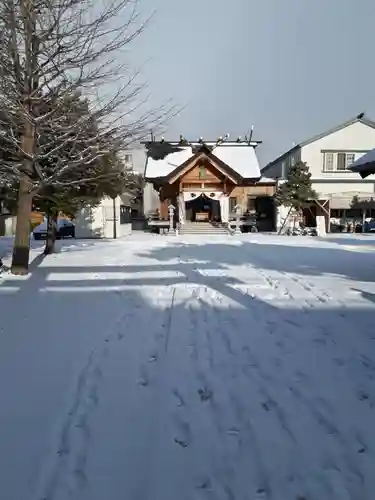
[185,193,221,222]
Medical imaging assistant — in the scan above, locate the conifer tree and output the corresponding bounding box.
[275,161,317,210]
[275,161,317,233]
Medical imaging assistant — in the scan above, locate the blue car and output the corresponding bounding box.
[33,218,75,240]
[364,219,375,232]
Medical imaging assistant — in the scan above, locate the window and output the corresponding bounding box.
[290,155,296,167]
[346,153,355,166]
[336,152,347,171]
[198,166,206,179]
[324,152,334,171]
[229,197,237,213]
[120,205,131,224]
[323,152,367,172]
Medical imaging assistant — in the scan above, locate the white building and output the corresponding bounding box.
[262,114,375,230]
[74,151,140,239]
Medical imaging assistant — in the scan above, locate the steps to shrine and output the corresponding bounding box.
[178,222,230,235]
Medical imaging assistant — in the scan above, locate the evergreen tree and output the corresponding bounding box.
[0,92,131,254]
[275,161,317,210]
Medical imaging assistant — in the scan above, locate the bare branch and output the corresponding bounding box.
[0,0,176,191]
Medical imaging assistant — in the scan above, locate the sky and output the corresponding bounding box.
[128,0,375,167]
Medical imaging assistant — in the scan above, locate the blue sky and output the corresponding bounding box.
[130,0,375,166]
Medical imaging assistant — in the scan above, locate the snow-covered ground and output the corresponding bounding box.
[1,233,375,500]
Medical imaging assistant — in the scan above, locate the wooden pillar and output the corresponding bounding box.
[362,208,367,233]
[326,200,331,233]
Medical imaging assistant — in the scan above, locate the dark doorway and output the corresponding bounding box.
[255,196,276,231]
[185,194,221,222]
[303,204,317,228]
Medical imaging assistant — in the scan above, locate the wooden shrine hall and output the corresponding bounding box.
[143,138,263,224]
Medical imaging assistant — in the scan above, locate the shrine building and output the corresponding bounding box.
[143,138,266,224]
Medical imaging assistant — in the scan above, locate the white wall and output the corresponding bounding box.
[75,196,132,239]
[143,182,159,215]
[0,215,16,236]
[74,205,105,238]
[301,122,375,180]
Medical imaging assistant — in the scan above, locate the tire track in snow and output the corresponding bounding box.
[175,248,375,498]
[156,284,241,499]
[190,278,314,498]
[253,247,374,347]
[263,267,375,411]
[236,260,373,498]
[255,261,375,381]
[192,292,246,497]
[192,261,368,498]
[184,285,276,498]
[114,285,179,500]
[170,290,214,471]
[289,384,366,499]
[34,285,161,500]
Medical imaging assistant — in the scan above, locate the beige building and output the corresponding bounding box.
[262,114,375,230]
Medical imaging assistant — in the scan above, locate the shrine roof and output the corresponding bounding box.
[144,142,261,182]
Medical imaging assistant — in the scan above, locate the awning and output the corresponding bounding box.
[330,197,355,210]
[349,148,375,178]
[325,191,375,210]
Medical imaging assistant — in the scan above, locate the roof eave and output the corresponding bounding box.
[299,116,375,148]
[262,144,301,171]
[264,115,375,171]
[241,176,262,185]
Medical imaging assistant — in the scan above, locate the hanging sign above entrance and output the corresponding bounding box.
[183,191,223,202]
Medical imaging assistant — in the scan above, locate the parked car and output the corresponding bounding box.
[33,218,75,240]
[364,219,375,232]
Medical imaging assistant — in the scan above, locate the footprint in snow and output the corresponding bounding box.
[148,352,158,363]
[173,420,191,448]
[198,387,213,402]
[174,437,188,448]
[196,477,212,490]
[172,388,185,407]
[137,366,149,387]
[357,390,370,402]
[255,488,268,498]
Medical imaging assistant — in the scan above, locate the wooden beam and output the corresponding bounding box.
[168,154,238,185]
[315,199,330,216]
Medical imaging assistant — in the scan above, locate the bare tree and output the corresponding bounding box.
[0,0,173,274]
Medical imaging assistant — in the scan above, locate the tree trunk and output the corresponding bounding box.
[112,197,117,239]
[11,175,33,275]
[11,0,37,274]
[44,212,57,254]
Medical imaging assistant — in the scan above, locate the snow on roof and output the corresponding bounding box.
[213,144,261,179]
[257,176,276,183]
[145,142,261,180]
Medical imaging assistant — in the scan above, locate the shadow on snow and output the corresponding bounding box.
[0,239,375,499]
